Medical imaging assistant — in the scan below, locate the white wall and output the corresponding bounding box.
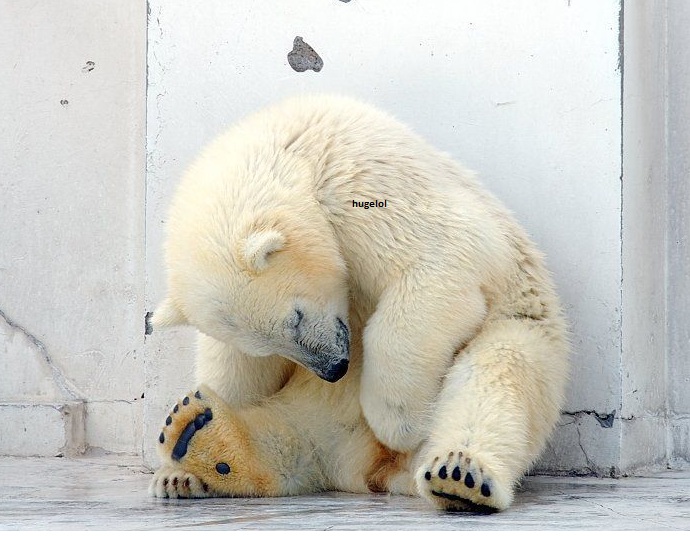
[0,0,146,455]
[143,0,625,471]
[1,0,686,476]
[667,0,690,466]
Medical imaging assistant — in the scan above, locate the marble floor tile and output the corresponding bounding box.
[0,456,688,530]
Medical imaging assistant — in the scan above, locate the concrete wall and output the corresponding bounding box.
[143,0,625,471]
[620,0,670,473]
[667,0,690,467]
[1,0,687,476]
[0,0,146,455]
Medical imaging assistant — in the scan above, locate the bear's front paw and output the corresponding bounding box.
[152,386,278,498]
[416,449,512,513]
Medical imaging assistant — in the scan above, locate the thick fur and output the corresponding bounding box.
[149,95,569,512]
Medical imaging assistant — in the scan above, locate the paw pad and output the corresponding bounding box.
[420,450,499,513]
[171,408,213,461]
[452,466,461,481]
[215,462,231,475]
[481,482,491,497]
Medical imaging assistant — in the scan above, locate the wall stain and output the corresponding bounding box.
[60,99,69,106]
[82,60,95,73]
[287,37,323,73]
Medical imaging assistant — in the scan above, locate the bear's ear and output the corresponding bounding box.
[152,296,188,328]
[243,229,286,272]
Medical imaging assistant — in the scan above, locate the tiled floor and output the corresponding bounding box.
[0,455,688,530]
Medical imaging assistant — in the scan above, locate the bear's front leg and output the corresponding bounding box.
[415,318,569,512]
[149,385,285,499]
[360,278,487,452]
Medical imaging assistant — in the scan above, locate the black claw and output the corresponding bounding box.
[438,465,447,479]
[165,416,172,426]
[204,407,213,421]
[481,482,491,497]
[159,432,165,444]
[464,472,475,488]
[452,466,461,481]
[216,462,231,475]
[183,396,190,406]
[424,471,432,481]
[173,404,179,413]
[194,391,202,399]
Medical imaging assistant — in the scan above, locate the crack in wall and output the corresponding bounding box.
[574,423,595,468]
[0,307,85,401]
[563,409,618,428]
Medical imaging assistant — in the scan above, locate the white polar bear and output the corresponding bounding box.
[149,94,569,512]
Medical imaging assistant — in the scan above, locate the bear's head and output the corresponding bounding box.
[154,198,351,383]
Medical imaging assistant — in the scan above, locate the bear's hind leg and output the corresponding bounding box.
[415,318,568,512]
[149,380,410,499]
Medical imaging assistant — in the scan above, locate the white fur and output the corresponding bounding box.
[154,94,570,511]
[243,230,286,272]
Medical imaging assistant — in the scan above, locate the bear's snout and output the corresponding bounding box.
[290,312,350,382]
[320,358,349,383]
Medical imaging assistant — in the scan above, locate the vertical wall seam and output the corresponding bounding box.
[142,0,152,459]
[618,0,625,471]
[662,0,672,468]
[144,0,151,345]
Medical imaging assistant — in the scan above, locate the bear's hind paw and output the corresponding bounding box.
[149,466,213,499]
[153,386,279,498]
[157,388,218,465]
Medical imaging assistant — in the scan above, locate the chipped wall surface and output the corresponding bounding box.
[0,1,147,455]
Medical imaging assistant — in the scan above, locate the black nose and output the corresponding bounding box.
[322,359,349,383]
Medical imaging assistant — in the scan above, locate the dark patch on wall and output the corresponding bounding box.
[60,99,69,106]
[145,311,154,335]
[563,409,617,429]
[287,37,323,73]
[82,60,95,73]
[594,410,616,428]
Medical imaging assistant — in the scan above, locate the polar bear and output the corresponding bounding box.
[149,94,569,512]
